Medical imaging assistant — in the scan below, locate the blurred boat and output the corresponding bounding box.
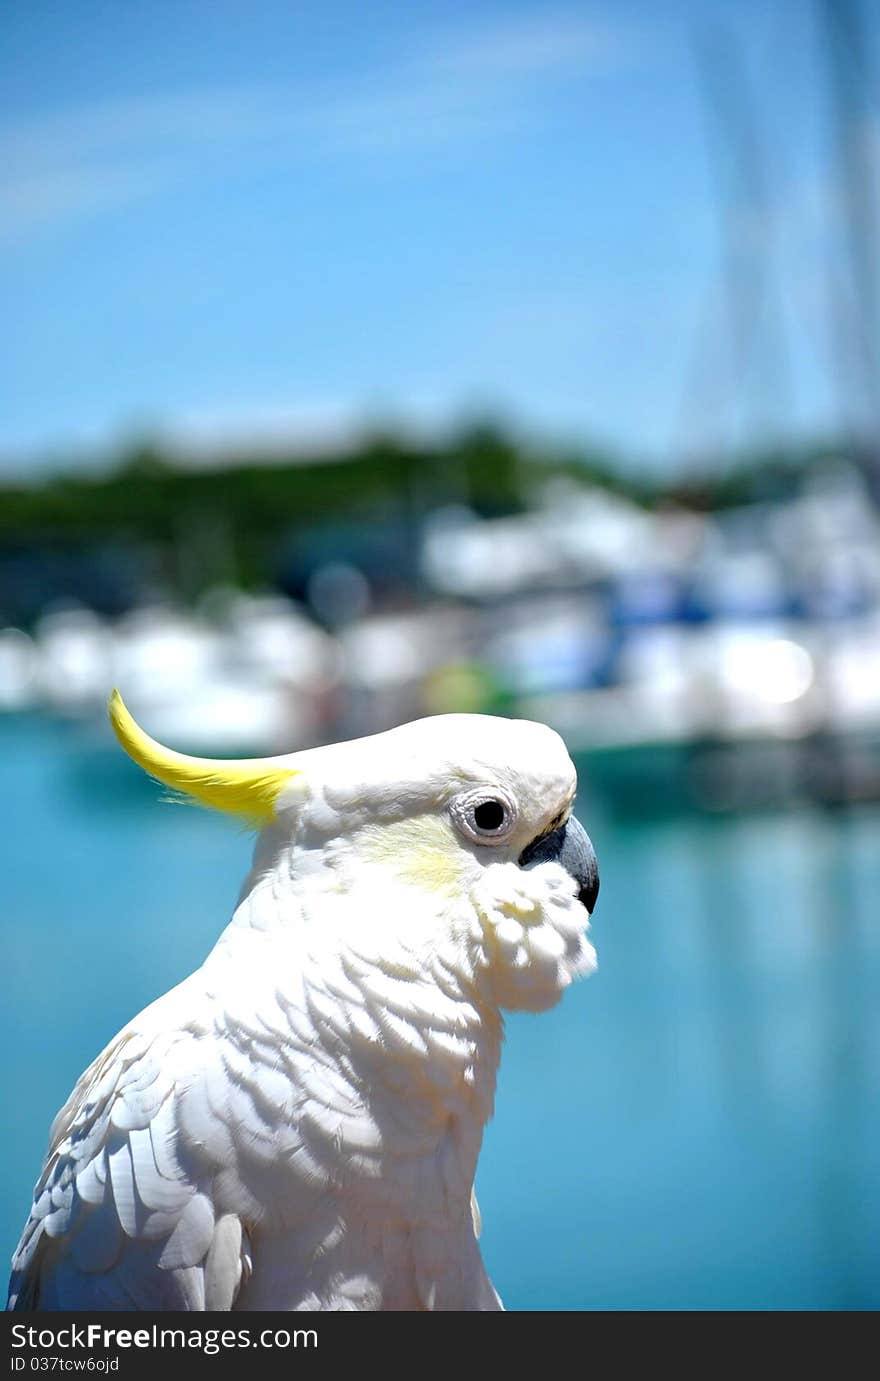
[3,467,880,812]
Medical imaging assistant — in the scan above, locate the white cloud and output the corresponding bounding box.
[2,162,173,238]
[0,390,482,477]
[426,10,618,78]
[161,398,370,462]
[0,9,625,240]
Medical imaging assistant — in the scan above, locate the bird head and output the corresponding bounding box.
[109,692,598,1012]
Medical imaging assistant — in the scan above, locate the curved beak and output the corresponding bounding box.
[519,816,599,914]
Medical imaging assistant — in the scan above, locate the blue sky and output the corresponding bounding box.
[1,0,872,475]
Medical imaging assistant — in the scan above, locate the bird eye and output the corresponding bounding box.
[473,799,506,832]
[451,788,517,845]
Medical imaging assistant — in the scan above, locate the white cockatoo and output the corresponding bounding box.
[8,693,599,1312]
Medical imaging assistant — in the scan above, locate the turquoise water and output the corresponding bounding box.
[2,715,878,1311]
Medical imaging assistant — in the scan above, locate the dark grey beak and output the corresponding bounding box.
[519,816,599,913]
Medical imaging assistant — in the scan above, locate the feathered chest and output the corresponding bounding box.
[193,916,502,1230]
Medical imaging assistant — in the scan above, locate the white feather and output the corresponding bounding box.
[9,712,595,1311]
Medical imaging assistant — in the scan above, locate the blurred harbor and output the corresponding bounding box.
[2,448,880,814]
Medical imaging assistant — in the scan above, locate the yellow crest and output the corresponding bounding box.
[108,690,297,825]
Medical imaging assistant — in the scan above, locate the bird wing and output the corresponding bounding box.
[7,1008,250,1312]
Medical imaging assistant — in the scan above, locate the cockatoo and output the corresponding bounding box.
[8,693,599,1312]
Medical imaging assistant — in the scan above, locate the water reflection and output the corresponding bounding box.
[480,795,880,1310]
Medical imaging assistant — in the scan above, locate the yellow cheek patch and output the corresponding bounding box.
[108,689,297,826]
[363,816,463,894]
